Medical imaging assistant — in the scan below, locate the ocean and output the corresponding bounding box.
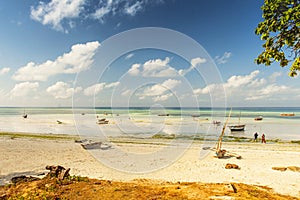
[0,107,299,142]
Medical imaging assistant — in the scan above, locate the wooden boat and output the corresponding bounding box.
[228,111,245,131]
[254,116,263,121]
[228,124,245,131]
[280,113,295,117]
[158,114,169,116]
[97,118,109,124]
[22,109,27,118]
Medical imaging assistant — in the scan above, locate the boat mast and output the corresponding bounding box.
[216,108,232,154]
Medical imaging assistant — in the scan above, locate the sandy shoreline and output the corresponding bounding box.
[0,134,300,197]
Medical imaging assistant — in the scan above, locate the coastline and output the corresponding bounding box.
[1,132,300,198]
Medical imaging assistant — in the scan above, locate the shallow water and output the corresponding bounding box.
[0,107,299,141]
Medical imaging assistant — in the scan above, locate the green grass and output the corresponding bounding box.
[0,132,79,141]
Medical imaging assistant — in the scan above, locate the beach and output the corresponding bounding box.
[1,134,299,198]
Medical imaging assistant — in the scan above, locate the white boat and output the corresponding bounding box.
[228,124,245,131]
[228,111,245,131]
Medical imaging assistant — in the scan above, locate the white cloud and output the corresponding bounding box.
[105,82,120,88]
[0,67,10,75]
[92,0,151,20]
[128,57,178,77]
[128,64,141,76]
[153,93,173,102]
[124,1,143,16]
[178,57,206,76]
[84,83,105,96]
[13,41,100,81]
[269,72,282,82]
[10,82,39,97]
[215,52,232,64]
[121,89,132,96]
[30,0,164,32]
[191,57,206,67]
[193,70,300,105]
[226,70,260,88]
[91,0,114,20]
[30,0,86,32]
[84,82,120,96]
[137,79,181,102]
[125,53,134,60]
[47,81,82,99]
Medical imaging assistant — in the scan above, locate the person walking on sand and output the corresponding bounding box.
[254,132,258,142]
[261,133,266,144]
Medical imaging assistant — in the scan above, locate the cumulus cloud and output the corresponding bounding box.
[13,41,100,81]
[192,70,299,104]
[137,79,181,102]
[84,82,120,96]
[30,0,86,32]
[226,70,260,88]
[0,67,10,75]
[128,57,178,77]
[10,82,39,97]
[215,52,232,64]
[47,81,82,99]
[129,57,207,77]
[178,57,206,76]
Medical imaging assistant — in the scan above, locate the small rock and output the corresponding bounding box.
[225,163,240,170]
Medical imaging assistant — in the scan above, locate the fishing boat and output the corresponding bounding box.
[254,116,263,121]
[158,114,169,116]
[228,124,245,131]
[97,118,109,124]
[22,109,28,118]
[228,111,245,131]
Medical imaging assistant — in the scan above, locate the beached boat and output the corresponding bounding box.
[228,124,245,131]
[97,118,109,124]
[22,109,27,118]
[254,116,263,121]
[280,113,295,117]
[228,111,245,131]
[158,114,169,116]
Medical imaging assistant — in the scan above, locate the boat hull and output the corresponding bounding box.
[228,124,245,131]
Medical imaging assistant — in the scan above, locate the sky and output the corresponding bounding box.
[0,0,299,107]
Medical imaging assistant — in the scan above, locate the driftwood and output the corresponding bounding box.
[11,176,39,184]
[46,165,70,180]
[272,166,300,172]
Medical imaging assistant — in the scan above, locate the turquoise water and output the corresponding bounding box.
[0,107,299,141]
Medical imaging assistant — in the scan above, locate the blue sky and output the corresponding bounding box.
[0,0,299,107]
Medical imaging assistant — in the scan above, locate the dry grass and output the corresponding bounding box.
[0,177,298,200]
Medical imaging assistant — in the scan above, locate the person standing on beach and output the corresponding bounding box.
[261,133,266,144]
[254,132,258,142]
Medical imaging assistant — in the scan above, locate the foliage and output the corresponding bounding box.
[255,0,300,76]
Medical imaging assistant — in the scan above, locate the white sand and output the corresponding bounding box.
[0,136,299,197]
